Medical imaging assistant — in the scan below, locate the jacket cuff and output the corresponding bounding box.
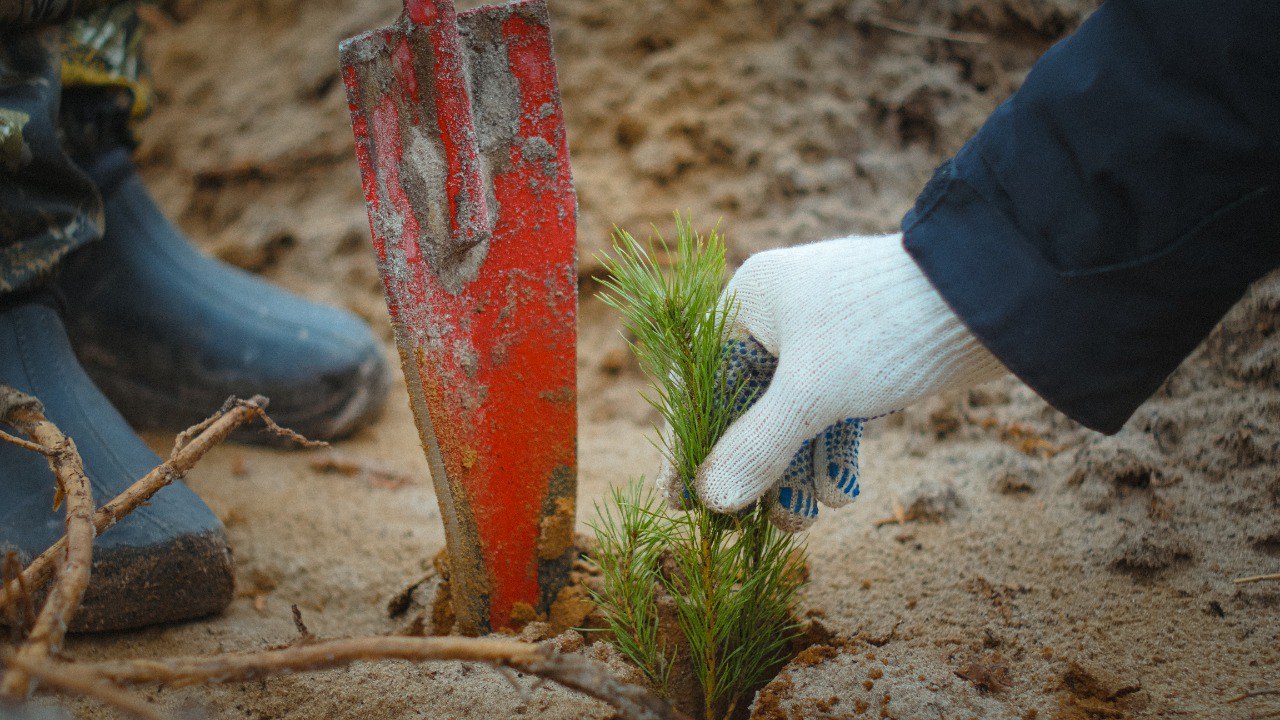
[902,147,1134,434]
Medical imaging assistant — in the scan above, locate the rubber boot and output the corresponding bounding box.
[0,295,234,632]
[54,147,391,443]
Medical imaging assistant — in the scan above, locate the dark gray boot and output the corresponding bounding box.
[0,295,234,632]
[55,147,391,443]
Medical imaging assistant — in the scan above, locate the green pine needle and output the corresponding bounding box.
[585,480,675,691]
[594,214,807,720]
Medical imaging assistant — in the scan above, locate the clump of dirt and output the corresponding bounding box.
[1051,662,1142,720]
[429,549,457,636]
[548,579,598,635]
[418,539,607,637]
[749,671,797,720]
[507,602,540,629]
[539,496,579,562]
[898,478,962,522]
[955,651,1012,693]
[790,644,839,668]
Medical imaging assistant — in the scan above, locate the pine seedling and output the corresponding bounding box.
[596,215,806,720]
[585,480,675,691]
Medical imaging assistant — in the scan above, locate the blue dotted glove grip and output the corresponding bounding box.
[718,337,865,530]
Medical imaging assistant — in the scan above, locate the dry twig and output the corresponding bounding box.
[0,387,97,698]
[1,553,34,640]
[874,494,913,527]
[0,395,321,614]
[1233,572,1280,585]
[0,429,52,456]
[1,653,164,720]
[1228,688,1280,703]
[73,636,518,684]
[290,604,314,644]
[68,636,689,720]
[514,651,693,720]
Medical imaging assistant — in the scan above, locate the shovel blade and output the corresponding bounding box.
[342,0,577,635]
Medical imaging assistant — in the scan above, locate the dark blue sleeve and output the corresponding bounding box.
[902,0,1280,434]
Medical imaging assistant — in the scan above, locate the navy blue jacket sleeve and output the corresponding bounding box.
[902,0,1280,434]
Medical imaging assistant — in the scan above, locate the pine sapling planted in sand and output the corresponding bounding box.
[594,216,807,720]
[586,480,675,690]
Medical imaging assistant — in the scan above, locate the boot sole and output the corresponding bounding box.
[65,529,235,634]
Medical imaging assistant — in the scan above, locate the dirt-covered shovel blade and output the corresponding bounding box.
[340,0,578,635]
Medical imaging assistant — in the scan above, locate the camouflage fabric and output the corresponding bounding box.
[0,1,148,296]
[0,24,102,295]
[61,2,150,119]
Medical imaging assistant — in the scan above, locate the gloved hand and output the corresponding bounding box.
[655,337,867,531]
[660,233,1008,531]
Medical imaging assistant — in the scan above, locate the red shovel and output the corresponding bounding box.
[340,0,577,635]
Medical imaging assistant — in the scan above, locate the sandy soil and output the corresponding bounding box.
[20,0,1280,717]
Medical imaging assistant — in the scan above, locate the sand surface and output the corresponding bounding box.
[22,0,1280,717]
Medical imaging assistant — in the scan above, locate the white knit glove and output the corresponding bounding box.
[661,233,1008,530]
